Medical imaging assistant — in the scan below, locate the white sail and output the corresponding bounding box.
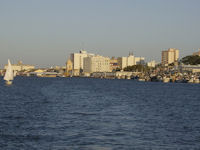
[4,59,14,81]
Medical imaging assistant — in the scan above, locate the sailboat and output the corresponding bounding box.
[4,59,14,85]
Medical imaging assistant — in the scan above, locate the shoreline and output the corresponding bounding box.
[1,75,200,84]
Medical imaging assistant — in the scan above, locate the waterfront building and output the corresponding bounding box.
[65,59,73,76]
[117,53,135,70]
[135,57,145,65]
[30,69,46,77]
[29,70,61,77]
[179,64,200,73]
[53,66,66,70]
[70,50,94,76]
[162,48,179,66]
[110,57,119,71]
[83,55,111,74]
[147,60,156,68]
[117,53,145,70]
[193,49,200,56]
[4,61,35,72]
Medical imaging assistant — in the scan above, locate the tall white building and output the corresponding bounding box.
[70,50,94,75]
[83,55,111,73]
[118,53,145,70]
[118,54,134,70]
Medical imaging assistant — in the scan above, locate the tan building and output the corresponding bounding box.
[135,57,145,65]
[65,59,73,76]
[83,55,111,73]
[30,69,46,77]
[193,49,200,56]
[180,65,200,73]
[162,48,179,66]
[147,60,156,68]
[110,57,119,71]
[4,61,35,71]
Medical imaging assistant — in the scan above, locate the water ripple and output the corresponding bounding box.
[0,77,200,149]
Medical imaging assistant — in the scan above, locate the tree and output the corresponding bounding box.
[123,64,150,72]
[181,55,200,65]
[115,67,121,71]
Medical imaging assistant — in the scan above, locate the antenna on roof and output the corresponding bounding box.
[129,50,134,56]
[81,42,85,51]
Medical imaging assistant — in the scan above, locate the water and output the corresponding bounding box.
[0,77,200,150]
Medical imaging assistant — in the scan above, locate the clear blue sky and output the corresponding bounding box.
[0,0,200,67]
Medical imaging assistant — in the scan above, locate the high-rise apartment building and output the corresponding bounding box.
[162,48,179,66]
[83,55,111,73]
[70,50,94,75]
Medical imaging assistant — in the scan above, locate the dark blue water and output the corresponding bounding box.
[0,77,200,150]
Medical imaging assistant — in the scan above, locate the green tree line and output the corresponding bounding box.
[123,64,150,72]
[181,55,200,65]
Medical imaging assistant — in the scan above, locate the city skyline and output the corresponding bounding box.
[0,0,200,68]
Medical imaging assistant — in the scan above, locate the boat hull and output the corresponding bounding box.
[6,81,12,85]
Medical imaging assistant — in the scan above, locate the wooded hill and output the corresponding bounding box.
[180,55,200,65]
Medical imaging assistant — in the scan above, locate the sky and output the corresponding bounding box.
[0,0,200,68]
